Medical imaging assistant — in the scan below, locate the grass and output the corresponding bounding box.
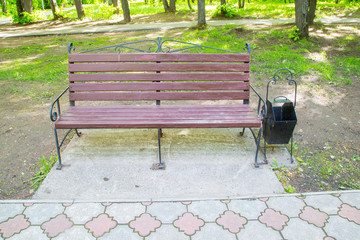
[30,156,57,191]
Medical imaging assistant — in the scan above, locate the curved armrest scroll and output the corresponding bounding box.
[50,87,69,122]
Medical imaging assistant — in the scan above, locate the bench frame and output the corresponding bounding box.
[50,38,267,170]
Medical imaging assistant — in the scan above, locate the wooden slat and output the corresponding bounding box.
[69,73,250,82]
[69,82,250,91]
[69,53,250,63]
[56,120,261,129]
[69,63,250,72]
[69,91,249,101]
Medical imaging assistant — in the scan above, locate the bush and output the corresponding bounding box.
[11,10,47,24]
[213,3,238,18]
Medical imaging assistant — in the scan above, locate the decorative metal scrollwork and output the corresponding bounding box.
[75,37,249,54]
[266,68,297,107]
[50,87,69,122]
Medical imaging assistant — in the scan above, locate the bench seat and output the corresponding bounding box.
[55,105,262,129]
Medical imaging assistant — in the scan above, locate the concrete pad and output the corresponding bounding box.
[33,128,286,200]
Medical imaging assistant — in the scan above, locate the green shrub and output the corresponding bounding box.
[213,3,238,18]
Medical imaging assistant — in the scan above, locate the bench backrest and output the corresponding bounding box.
[68,53,250,104]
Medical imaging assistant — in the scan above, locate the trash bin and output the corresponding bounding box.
[263,98,297,144]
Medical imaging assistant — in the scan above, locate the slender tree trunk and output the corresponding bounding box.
[121,0,131,22]
[113,0,119,14]
[49,0,60,19]
[220,0,226,15]
[238,0,245,8]
[197,0,206,27]
[162,0,170,12]
[22,0,32,13]
[74,0,85,19]
[16,0,24,20]
[169,0,176,12]
[295,0,309,38]
[187,0,192,10]
[1,0,7,14]
[308,0,317,25]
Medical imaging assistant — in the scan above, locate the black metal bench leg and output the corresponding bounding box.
[254,127,262,168]
[240,128,246,136]
[263,136,268,164]
[158,129,163,169]
[290,134,294,163]
[159,128,163,137]
[54,128,62,170]
[75,129,82,137]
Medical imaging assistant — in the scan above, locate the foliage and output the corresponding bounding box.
[10,9,47,24]
[30,156,57,189]
[288,26,300,41]
[213,3,238,18]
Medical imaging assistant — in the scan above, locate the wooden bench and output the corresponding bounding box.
[50,39,265,170]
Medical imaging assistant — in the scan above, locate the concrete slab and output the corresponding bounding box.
[33,128,287,200]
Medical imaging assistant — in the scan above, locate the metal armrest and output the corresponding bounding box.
[250,85,267,121]
[50,87,69,122]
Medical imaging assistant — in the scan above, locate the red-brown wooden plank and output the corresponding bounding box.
[69,63,250,72]
[69,53,250,63]
[69,82,250,91]
[69,73,250,82]
[69,91,249,101]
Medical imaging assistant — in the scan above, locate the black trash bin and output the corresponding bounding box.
[263,99,297,144]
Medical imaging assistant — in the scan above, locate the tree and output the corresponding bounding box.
[121,0,131,22]
[162,0,170,12]
[187,0,192,10]
[1,0,7,14]
[113,0,120,14]
[197,0,206,27]
[16,0,24,20]
[169,0,176,12]
[23,0,33,14]
[308,0,317,25]
[239,0,245,8]
[74,0,85,19]
[221,0,226,15]
[49,0,61,19]
[295,0,309,38]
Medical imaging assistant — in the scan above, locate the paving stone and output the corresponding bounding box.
[41,214,73,238]
[0,215,30,238]
[129,213,161,237]
[106,203,145,224]
[228,199,267,220]
[53,226,96,240]
[100,225,142,240]
[339,192,360,208]
[236,220,282,240]
[173,212,205,236]
[23,204,64,225]
[64,203,104,224]
[216,211,247,234]
[304,195,342,215]
[147,202,186,224]
[338,204,360,224]
[266,196,305,217]
[7,226,48,240]
[147,224,189,240]
[0,204,25,223]
[85,213,117,238]
[187,200,227,222]
[299,206,329,228]
[281,218,325,240]
[324,216,360,240]
[258,208,289,231]
[191,223,236,240]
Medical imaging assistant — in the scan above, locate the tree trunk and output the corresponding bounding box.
[295,0,309,39]
[187,0,192,10]
[113,0,119,14]
[169,0,176,12]
[121,0,131,23]
[16,0,24,20]
[162,0,170,12]
[197,0,206,27]
[238,0,245,8]
[49,0,60,19]
[308,0,317,25]
[22,0,33,13]
[220,0,226,15]
[1,0,7,14]
[74,0,85,19]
